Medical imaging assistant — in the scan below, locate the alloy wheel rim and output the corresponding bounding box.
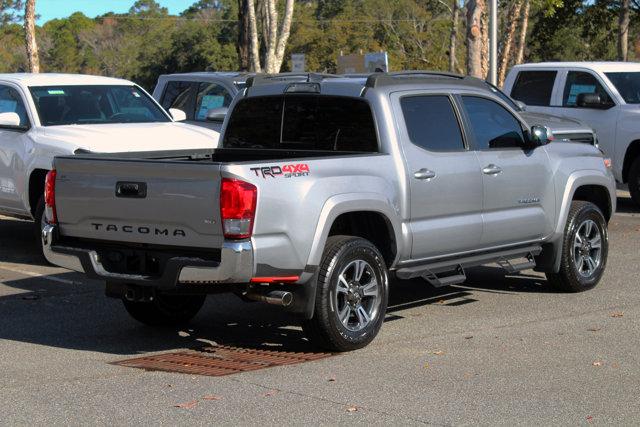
[572,219,602,278]
[334,259,382,332]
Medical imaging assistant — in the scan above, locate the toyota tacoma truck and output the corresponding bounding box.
[43,73,616,351]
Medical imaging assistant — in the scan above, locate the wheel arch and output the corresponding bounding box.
[28,168,49,218]
[545,173,615,273]
[621,139,640,183]
[306,194,403,270]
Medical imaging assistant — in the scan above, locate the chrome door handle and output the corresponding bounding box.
[482,164,503,175]
[414,168,436,180]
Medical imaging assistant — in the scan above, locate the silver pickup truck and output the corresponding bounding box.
[43,73,616,351]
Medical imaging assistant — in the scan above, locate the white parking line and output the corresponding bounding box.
[0,264,82,285]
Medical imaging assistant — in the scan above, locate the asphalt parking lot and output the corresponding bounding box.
[1,192,639,425]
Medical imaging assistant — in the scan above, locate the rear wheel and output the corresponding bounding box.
[546,201,608,292]
[303,236,389,352]
[123,293,206,326]
[628,157,640,206]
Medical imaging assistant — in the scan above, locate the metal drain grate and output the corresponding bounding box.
[112,345,333,377]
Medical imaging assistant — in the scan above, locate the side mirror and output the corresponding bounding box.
[0,112,21,128]
[529,125,553,147]
[576,93,603,109]
[168,108,187,122]
[514,100,527,111]
[206,107,228,122]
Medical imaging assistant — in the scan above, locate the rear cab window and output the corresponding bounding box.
[223,95,379,152]
[510,70,557,106]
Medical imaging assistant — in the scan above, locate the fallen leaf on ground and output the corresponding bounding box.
[423,362,430,369]
[174,400,198,409]
[587,415,594,422]
[611,312,624,318]
[346,406,358,412]
[592,361,604,367]
[587,327,601,332]
[202,395,222,401]
[430,350,445,356]
[262,390,278,397]
[327,377,336,382]
[464,335,473,340]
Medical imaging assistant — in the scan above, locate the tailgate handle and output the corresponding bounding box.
[116,182,147,198]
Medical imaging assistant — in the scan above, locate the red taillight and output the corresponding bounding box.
[220,178,257,239]
[44,169,57,224]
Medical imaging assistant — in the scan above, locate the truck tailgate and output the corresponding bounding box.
[54,157,224,249]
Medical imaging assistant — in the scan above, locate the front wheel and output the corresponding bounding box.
[33,196,49,262]
[123,293,206,326]
[546,201,608,292]
[303,236,389,352]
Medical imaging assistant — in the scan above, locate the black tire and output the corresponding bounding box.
[546,201,608,292]
[303,236,389,352]
[33,196,49,262]
[123,293,206,326]
[628,157,640,206]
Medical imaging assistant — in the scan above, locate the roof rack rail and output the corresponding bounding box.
[365,70,465,88]
[246,73,340,88]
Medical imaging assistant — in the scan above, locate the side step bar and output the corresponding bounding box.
[396,244,542,283]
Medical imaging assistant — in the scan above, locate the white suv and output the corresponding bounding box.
[503,62,640,204]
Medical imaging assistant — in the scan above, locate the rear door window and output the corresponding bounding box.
[563,71,613,107]
[223,95,378,152]
[400,95,465,152]
[160,81,197,120]
[510,71,557,106]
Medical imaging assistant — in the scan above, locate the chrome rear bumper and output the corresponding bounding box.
[42,224,254,287]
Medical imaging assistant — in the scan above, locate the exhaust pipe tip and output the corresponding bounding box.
[124,289,136,302]
[245,290,293,307]
[280,291,293,307]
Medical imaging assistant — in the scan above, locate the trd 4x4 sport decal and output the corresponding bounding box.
[250,164,310,179]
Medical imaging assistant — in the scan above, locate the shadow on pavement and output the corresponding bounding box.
[0,216,48,266]
[616,195,640,214]
[0,214,553,356]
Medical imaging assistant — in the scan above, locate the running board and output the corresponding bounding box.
[421,266,466,288]
[396,244,542,281]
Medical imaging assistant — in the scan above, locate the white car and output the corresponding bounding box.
[0,73,219,241]
[503,62,640,204]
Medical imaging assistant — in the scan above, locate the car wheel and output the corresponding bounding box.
[546,201,608,292]
[628,157,640,206]
[303,236,389,352]
[33,196,49,262]
[123,293,206,326]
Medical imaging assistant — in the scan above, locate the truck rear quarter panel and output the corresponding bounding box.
[221,154,402,280]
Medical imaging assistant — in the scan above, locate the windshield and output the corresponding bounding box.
[30,85,170,126]
[605,72,640,104]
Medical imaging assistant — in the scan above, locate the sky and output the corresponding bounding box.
[36,0,190,23]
